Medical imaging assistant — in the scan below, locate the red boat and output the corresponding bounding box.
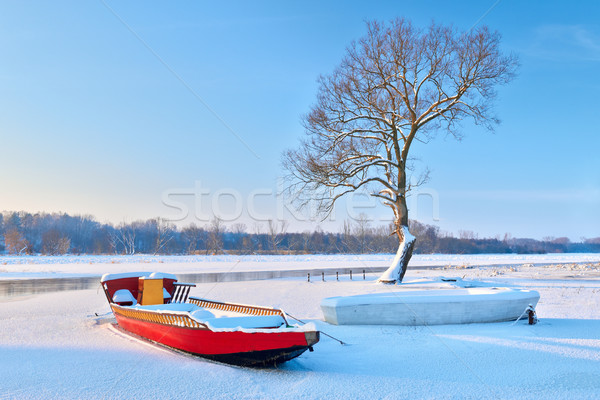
[100,272,319,366]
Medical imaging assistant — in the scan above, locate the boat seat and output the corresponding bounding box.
[113,289,137,306]
[171,282,196,303]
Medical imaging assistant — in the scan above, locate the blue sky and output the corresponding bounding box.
[0,0,598,240]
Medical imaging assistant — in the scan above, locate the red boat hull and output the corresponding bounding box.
[101,273,319,366]
[114,311,317,366]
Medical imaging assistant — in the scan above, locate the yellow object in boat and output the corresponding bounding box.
[138,278,164,305]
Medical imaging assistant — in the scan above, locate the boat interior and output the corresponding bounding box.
[101,272,288,330]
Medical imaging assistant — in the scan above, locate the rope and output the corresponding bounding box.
[285,312,347,346]
[512,304,536,326]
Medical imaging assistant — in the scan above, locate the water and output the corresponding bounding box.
[0,266,391,299]
[0,277,101,299]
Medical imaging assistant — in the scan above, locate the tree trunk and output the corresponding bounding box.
[378,225,415,284]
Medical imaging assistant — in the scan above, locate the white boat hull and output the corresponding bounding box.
[321,287,540,326]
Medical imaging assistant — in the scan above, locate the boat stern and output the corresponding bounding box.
[304,330,320,348]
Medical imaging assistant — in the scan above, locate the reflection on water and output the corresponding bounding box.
[0,277,101,300]
[177,266,388,284]
[0,266,390,300]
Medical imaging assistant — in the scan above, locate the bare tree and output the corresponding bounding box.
[231,223,247,251]
[122,225,137,255]
[111,222,137,255]
[232,223,247,235]
[354,213,372,254]
[207,217,224,254]
[458,230,477,240]
[153,217,175,255]
[340,220,355,253]
[251,222,264,252]
[42,229,71,255]
[283,19,518,283]
[267,219,288,253]
[107,229,119,254]
[4,228,29,255]
[181,223,207,254]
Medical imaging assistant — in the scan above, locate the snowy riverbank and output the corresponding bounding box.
[1,253,600,279]
[1,255,599,399]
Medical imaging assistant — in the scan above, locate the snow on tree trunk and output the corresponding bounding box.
[378,225,415,284]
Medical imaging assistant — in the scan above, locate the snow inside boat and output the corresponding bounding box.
[101,272,319,366]
[321,287,540,326]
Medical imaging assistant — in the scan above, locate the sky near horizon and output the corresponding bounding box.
[0,1,599,240]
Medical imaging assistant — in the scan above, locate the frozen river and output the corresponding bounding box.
[2,253,600,299]
[1,255,600,399]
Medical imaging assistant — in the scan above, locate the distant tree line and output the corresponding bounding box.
[1,211,599,256]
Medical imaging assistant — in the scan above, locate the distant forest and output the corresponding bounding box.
[1,211,599,256]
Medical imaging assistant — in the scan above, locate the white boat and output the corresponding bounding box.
[321,287,540,326]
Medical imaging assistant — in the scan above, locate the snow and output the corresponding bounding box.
[2,253,600,281]
[101,271,152,282]
[1,254,600,399]
[149,272,178,281]
[133,303,197,313]
[112,289,137,305]
[323,287,539,305]
[100,271,177,283]
[122,301,290,331]
[202,315,285,330]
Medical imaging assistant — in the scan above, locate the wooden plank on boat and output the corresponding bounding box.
[138,278,164,305]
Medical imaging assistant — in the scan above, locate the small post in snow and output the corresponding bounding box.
[527,304,538,325]
[322,272,325,282]
[307,273,310,283]
[350,270,352,280]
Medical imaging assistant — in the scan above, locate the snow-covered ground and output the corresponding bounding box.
[1,255,599,399]
[1,253,600,279]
